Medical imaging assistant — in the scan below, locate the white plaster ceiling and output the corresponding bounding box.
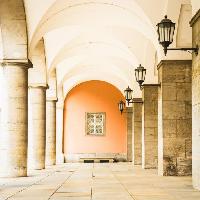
[24,0,194,99]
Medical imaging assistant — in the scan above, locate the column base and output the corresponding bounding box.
[160,157,192,176]
[56,153,65,164]
[0,168,27,178]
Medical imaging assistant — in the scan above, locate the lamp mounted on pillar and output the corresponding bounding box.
[118,100,125,114]
[117,87,133,114]
[157,15,199,56]
[124,86,133,106]
[135,64,146,90]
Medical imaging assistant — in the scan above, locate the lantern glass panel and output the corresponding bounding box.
[170,25,175,43]
[135,70,139,82]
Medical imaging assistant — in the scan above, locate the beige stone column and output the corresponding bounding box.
[126,107,133,162]
[46,99,57,166]
[0,60,31,177]
[56,101,65,164]
[132,98,142,165]
[28,85,47,170]
[190,11,200,190]
[157,60,192,176]
[142,84,158,169]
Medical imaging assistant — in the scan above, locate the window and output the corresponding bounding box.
[86,112,106,136]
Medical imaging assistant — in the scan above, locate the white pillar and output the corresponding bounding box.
[28,85,47,170]
[56,101,64,164]
[190,10,200,190]
[46,99,57,166]
[0,60,31,177]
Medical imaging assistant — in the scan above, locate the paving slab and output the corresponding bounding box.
[0,163,199,200]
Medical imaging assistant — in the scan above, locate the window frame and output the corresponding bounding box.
[85,112,106,136]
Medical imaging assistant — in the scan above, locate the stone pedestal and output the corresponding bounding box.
[157,60,192,176]
[132,99,142,165]
[0,60,31,177]
[190,10,200,190]
[46,99,57,166]
[28,85,47,170]
[126,107,133,162]
[142,84,158,169]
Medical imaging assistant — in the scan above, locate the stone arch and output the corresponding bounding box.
[62,70,132,100]
[28,39,48,86]
[63,80,127,162]
[0,0,27,59]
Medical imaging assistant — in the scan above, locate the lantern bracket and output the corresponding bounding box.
[139,85,144,90]
[164,45,199,56]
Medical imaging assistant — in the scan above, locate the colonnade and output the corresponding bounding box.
[0,0,200,192]
[127,60,193,182]
[126,11,200,191]
[0,60,57,177]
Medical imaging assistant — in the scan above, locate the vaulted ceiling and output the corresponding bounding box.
[23,0,195,99]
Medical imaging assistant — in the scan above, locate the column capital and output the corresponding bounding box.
[28,84,49,90]
[46,97,58,102]
[132,98,143,103]
[142,83,160,88]
[190,9,200,26]
[0,59,33,69]
[157,60,192,70]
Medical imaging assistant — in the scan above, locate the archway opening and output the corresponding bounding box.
[63,80,127,162]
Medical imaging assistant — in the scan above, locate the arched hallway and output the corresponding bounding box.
[1,0,200,199]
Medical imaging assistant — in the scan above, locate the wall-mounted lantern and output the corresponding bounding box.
[135,64,146,90]
[157,15,198,56]
[118,100,125,114]
[124,86,133,106]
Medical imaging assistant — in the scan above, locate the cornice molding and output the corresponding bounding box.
[0,59,33,69]
[132,98,143,103]
[157,60,192,70]
[28,84,49,90]
[142,84,160,87]
[46,97,58,102]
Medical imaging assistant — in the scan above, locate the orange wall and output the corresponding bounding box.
[63,80,126,154]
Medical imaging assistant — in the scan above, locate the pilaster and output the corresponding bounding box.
[157,60,192,176]
[142,84,158,169]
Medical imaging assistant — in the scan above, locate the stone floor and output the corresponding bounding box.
[0,163,200,200]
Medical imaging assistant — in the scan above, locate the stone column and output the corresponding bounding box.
[132,98,142,165]
[190,11,200,190]
[46,99,57,166]
[157,60,192,176]
[142,84,158,169]
[56,101,64,164]
[126,107,133,162]
[0,60,31,177]
[28,85,47,170]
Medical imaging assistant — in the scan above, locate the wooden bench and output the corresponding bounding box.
[79,157,114,163]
